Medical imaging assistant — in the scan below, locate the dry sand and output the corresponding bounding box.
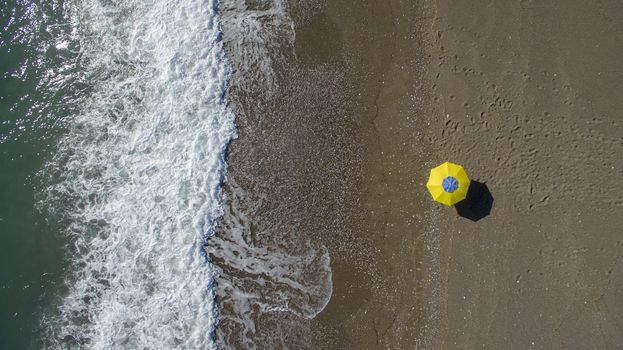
[220,0,623,348]
[429,1,623,348]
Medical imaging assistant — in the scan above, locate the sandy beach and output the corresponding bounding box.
[1,0,619,347]
[219,0,623,348]
[429,1,623,348]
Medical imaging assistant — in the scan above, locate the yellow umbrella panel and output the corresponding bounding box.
[426,162,470,206]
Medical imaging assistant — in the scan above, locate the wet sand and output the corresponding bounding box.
[301,1,443,348]
[220,0,623,348]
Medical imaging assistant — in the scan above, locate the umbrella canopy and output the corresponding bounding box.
[426,162,470,206]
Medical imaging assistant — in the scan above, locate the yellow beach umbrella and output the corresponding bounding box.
[426,162,470,206]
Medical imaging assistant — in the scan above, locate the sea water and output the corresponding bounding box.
[1,1,77,348]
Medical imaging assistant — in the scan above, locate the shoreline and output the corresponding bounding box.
[219,0,442,347]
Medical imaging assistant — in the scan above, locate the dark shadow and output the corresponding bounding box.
[455,181,493,221]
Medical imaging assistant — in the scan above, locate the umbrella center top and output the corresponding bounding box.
[442,176,459,193]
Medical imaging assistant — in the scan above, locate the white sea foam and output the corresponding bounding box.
[209,182,333,348]
[40,0,235,348]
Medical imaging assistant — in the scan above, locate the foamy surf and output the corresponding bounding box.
[40,0,235,348]
[210,181,333,348]
[38,0,333,347]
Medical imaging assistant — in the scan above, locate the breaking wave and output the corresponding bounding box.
[39,0,235,348]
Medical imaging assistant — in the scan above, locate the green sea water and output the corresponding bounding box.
[1,1,74,348]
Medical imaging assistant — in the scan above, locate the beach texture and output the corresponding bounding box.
[220,0,623,348]
[1,0,620,348]
[429,1,623,348]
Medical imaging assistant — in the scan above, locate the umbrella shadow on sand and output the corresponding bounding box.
[455,181,493,221]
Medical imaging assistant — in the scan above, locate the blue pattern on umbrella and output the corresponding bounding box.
[442,176,459,193]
